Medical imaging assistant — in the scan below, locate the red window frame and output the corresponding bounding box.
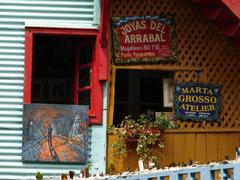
[23,27,104,124]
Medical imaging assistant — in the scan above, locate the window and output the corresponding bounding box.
[113,69,173,125]
[24,28,104,124]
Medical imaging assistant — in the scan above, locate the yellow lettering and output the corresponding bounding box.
[130,34,136,43]
[185,95,191,102]
[185,104,190,110]
[158,23,166,33]
[149,34,154,42]
[205,106,210,111]
[209,105,215,111]
[124,35,131,43]
[196,87,201,93]
[121,27,128,35]
[160,33,166,42]
[156,23,162,32]
[189,87,196,93]
[129,23,136,32]
[180,104,186,110]
[210,96,217,103]
[182,87,189,94]
[208,89,213,95]
[136,34,142,43]
[142,34,149,43]
[205,96,210,103]
[178,95,185,102]
[201,105,210,112]
[191,96,198,103]
[198,96,204,103]
[190,105,195,111]
[140,20,146,29]
[196,105,200,112]
[202,88,207,94]
[125,24,132,33]
[150,21,156,30]
[155,34,160,42]
[135,21,143,30]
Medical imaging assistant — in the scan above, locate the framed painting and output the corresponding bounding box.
[22,104,89,163]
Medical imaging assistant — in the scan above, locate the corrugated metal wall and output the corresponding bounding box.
[0,0,105,179]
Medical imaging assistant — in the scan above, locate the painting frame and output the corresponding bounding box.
[163,78,174,107]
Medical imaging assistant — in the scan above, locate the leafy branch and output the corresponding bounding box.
[108,111,177,166]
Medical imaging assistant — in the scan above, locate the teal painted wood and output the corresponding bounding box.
[0,0,103,179]
[200,169,214,180]
[107,162,239,180]
[233,165,240,180]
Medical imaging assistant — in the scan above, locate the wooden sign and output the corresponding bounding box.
[112,16,177,64]
[174,83,221,121]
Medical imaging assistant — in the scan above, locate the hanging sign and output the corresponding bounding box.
[174,83,221,121]
[112,16,177,64]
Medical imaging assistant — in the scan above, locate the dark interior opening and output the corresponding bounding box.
[31,35,94,105]
[113,69,173,126]
[31,35,76,104]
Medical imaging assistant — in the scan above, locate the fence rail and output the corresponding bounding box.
[106,161,240,180]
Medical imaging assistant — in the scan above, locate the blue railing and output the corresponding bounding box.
[106,161,240,180]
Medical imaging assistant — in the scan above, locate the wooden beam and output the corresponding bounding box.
[108,67,116,126]
[165,128,240,133]
[113,65,202,71]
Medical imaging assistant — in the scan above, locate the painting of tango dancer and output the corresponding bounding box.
[22,104,88,163]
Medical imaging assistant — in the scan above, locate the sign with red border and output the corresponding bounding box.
[112,16,177,64]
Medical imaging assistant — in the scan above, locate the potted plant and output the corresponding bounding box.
[80,164,92,178]
[108,111,176,170]
[36,171,43,180]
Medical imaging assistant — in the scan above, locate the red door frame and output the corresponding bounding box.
[24,27,105,124]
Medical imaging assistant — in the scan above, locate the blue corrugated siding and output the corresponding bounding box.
[0,0,105,179]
